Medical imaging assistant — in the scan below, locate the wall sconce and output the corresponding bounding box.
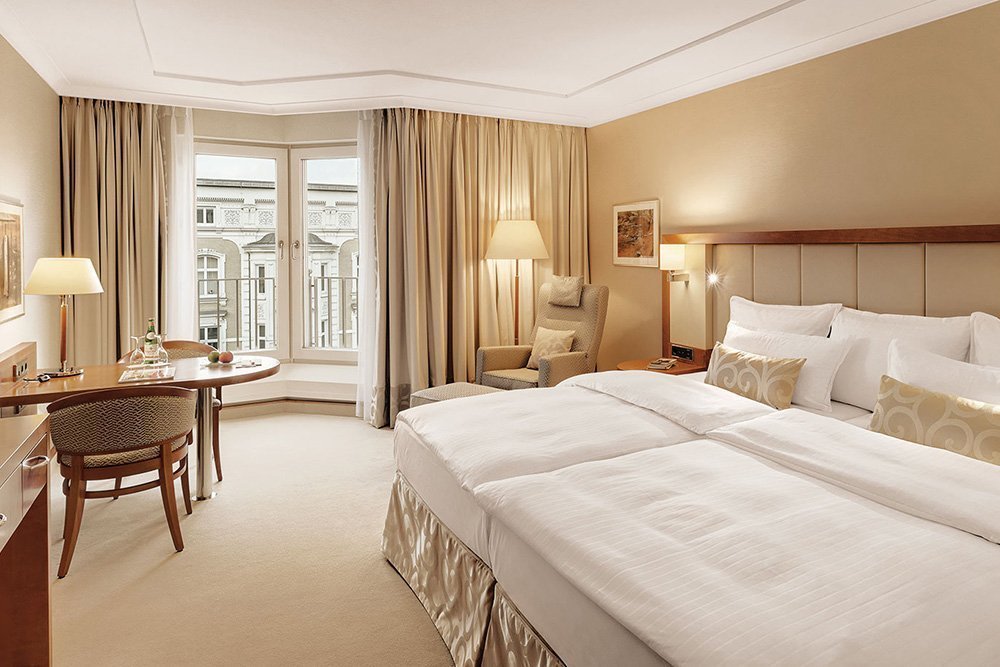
[659,244,689,283]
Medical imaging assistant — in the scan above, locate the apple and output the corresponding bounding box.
[218,350,234,364]
[207,350,220,363]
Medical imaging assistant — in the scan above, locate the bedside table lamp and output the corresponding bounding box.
[25,257,104,377]
[485,219,549,344]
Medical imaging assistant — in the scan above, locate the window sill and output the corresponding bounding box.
[222,362,357,405]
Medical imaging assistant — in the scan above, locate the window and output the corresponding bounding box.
[200,326,219,348]
[197,207,215,225]
[198,254,221,297]
[192,143,359,361]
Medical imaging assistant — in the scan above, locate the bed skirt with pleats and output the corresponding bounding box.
[382,473,564,667]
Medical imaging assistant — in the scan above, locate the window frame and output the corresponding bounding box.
[194,142,289,360]
[289,145,359,363]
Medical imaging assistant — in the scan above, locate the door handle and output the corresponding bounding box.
[22,455,49,470]
[292,240,301,260]
[278,240,285,259]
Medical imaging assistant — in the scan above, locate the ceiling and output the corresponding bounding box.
[0,0,993,127]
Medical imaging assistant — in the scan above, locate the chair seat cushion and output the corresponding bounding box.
[59,438,188,468]
[481,368,540,390]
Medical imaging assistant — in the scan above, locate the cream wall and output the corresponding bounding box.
[193,109,357,144]
[0,36,61,368]
[587,3,1000,370]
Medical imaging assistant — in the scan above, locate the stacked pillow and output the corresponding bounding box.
[828,309,970,411]
[706,298,847,410]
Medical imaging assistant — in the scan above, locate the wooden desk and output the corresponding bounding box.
[0,414,51,666]
[0,357,280,500]
[616,358,708,375]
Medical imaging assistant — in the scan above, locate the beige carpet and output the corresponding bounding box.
[50,412,452,666]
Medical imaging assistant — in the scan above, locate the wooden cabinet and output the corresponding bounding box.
[0,414,51,666]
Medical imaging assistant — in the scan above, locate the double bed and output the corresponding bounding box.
[383,226,1000,666]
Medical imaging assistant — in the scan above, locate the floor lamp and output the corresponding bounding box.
[485,220,549,345]
[25,257,104,377]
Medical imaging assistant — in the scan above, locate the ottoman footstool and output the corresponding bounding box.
[410,382,504,408]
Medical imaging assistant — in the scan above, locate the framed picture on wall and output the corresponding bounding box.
[0,199,25,323]
[612,200,659,267]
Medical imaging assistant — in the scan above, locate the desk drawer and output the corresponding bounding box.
[0,468,23,553]
[20,433,49,513]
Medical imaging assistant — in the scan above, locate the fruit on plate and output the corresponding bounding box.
[218,350,234,364]
[207,350,220,363]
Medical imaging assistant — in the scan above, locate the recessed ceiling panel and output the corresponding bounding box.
[0,0,994,125]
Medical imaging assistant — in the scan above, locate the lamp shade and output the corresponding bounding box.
[485,220,549,260]
[25,257,104,295]
[659,244,686,271]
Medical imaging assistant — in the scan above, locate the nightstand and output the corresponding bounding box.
[616,358,707,375]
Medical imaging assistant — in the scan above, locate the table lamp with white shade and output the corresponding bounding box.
[485,219,549,344]
[25,257,104,377]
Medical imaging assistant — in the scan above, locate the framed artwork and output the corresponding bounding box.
[613,200,659,267]
[0,199,25,323]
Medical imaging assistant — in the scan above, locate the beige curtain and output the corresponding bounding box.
[60,97,170,365]
[364,108,588,427]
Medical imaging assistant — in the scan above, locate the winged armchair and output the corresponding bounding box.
[476,282,609,389]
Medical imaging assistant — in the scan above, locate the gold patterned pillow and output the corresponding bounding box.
[870,375,1000,466]
[705,342,806,409]
[527,326,575,370]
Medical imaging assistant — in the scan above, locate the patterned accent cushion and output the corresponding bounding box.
[548,276,584,307]
[705,342,806,410]
[527,327,575,370]
[870,375,1000,466]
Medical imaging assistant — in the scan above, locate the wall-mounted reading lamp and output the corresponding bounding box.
[659,244,689,283]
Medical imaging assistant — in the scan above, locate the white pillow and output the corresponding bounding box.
[728,296,841,337]
[887,339,1000,404]
[970,312,1000,368]
[527,326,574,370]
[829,309,970,411]
[723,322,851,412]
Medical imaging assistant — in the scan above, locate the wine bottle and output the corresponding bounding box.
[143,317,157,362]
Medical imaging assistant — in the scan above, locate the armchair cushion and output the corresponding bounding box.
[548,275,584,307]
[527,327,575,370]
[538,351,591,387]
[476,345,532,384]
[481,368,540,391]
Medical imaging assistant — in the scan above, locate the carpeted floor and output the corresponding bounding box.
[50,412,452,666]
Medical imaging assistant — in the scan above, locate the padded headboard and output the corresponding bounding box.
[661,226,1000,351]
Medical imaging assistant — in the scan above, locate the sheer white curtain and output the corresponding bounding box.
[158,106,197,340]
[356,110,380,422]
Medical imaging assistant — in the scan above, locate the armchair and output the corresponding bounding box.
[476,282,609,390]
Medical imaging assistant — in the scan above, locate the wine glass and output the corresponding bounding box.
[128,336,144,366]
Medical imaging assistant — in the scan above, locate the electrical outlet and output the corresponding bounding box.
[671,344,694,361]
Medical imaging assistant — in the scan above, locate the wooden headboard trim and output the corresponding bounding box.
[662,223,1000,245]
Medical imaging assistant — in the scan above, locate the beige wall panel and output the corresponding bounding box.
[669,245,712,349]
[926,244,1000,316]
[857,245,925,315]
[0,37,61,367]
[801,245,858,307]
[752,245,801,306]
[587,3,1000,368]
[711,245,754,343]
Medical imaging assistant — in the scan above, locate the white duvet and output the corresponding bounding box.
[397,372,771,492]
[476,410,1000,666]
